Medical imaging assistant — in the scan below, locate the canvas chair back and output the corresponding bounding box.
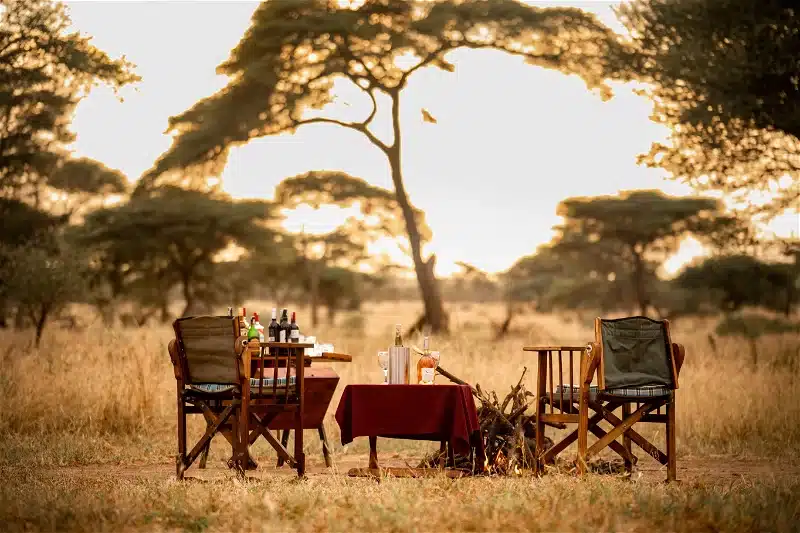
[597,316,676,390]
[173,316,240,385]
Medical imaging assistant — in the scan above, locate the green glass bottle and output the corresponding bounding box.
[247,314,260,341]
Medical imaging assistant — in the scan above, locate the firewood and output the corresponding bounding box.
[430,365,557,475]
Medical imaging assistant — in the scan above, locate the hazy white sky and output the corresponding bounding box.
[64,0,796,276]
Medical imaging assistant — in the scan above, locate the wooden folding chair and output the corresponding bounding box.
[168,315,250,480]
[529,316,685,482]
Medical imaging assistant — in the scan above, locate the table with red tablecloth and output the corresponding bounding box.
[335,384,485,476]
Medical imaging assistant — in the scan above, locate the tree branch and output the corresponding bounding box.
[337,34,386,91]
[295,116,389,153]
[399,45,450,87]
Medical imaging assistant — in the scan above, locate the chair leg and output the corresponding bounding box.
[622,402,633,474]
[666,396,676,482]
[177,396,187,480]
[276,430,290,467]
[199,438,211,469]
[576,387,589,475]
[319,425,333,468]
[294,422,305,478]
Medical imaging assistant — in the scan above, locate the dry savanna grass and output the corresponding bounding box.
[1,301,799,532]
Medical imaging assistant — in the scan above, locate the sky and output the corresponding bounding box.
[64,0,797,277]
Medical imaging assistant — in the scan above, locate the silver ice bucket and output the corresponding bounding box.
[388,346,411,384]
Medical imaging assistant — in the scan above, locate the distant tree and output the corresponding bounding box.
[0,198,69,327]
[715,312,800,368]
[139,0,621,333]
[0,243,86,346]
[275,171,424,326]
[316,266,381,325]
[77,186,279,318]
[677,255,797,316]
[47,157,128,217]
[0,0,138,201]
[295,224,368,327]
[613,0,800,217]
[551,190,736,316]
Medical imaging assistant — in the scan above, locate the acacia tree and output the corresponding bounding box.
[552,190,735,316]
[78,186,280,318]
[46,157,128,218]
[139,0,620,333]
[613,0,800,217]
[276,170,427,325]
[0,244,86,346]
[0,0,138,201]
[676,255,797,316]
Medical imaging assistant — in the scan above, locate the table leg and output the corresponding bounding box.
[369,436,378,470]
[319,425,333,468]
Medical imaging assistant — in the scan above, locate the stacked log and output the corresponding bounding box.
[418,366,554,475]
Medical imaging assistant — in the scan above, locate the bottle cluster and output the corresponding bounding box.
[392,323,439,385]
[232,307,301,343]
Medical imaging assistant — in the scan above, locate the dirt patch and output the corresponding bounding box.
[14,454,796,485]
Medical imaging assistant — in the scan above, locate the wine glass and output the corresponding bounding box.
[377,351,390,384]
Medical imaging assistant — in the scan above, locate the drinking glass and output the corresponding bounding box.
[377,351,390,384]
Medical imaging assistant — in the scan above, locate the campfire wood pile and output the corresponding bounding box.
[418,366,558,475]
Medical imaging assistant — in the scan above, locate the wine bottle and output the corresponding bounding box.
[394,323,403,347]
[268,308,279,343]
[417,335,436,385]
[289,311,300,342]
[253,312,265,342]
[279,308,290,343]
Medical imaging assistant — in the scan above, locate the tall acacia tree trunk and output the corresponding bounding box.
[388,92,448,333]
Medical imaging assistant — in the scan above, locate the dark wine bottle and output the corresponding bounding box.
[278,308,290,343]
[268,308,279,343]
[289,311,300,342]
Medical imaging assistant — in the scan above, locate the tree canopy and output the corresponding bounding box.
[77,186,279,317]
[549,189,734,315]
[677,254,796,316]
[0,0,138,200]
[614,0,800,216]
[140,0,619,184]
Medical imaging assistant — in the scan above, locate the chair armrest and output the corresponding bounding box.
[582,342,601,385]
[167,340,182,381]
[234,335,250,356]
[672,342,686,377]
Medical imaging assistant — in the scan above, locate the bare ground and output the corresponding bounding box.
[11,454,797,485]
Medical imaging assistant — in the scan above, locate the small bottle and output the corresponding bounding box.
[393,324,403,347]
[247,313,260,341]
[289,312,300,342]
[253,312,265,342]
[417,335,436,385]
[267,308,279,342]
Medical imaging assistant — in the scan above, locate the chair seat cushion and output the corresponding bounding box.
[552,384,671,403]
[189,375,297,394]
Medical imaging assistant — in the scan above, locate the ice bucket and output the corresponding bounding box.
[388,346,411,384]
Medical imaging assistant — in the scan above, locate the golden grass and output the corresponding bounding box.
[1,301,799,532]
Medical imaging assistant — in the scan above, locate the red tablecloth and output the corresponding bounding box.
[335,384,484,457]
